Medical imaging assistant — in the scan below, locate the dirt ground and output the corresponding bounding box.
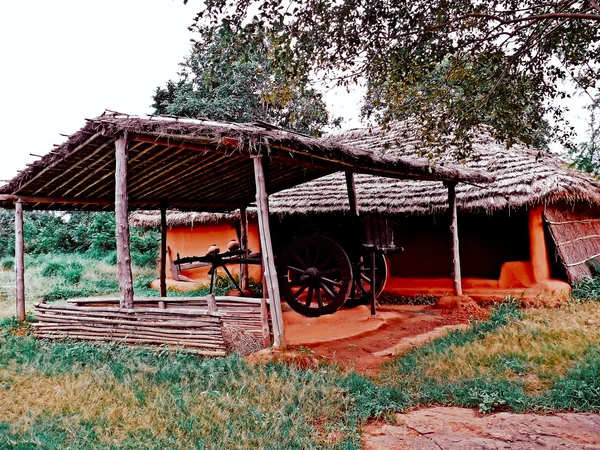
[362,406,600,449]
[304,300,487,375]
[253,298,489,375]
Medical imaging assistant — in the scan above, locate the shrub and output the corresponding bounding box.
[571,277,600,301]
[104,251,118,265]
[41,261,84,283]
[41,262,67,278]
[1,258,13,271]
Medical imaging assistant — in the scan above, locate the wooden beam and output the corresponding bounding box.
[253,156,285,347]
[239,206,249,291]
[447,182,463,296]
[345,171,360,217]
[115,134,134,308]
[160,204,168,298]
[0,194,239,210]
[14,200,25,322]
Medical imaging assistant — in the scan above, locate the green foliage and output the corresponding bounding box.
[152,23,338,136]
[0,210,159,269]
[571,277,600,301]
[198,0,600,153]
[545,346,600,411]
[0,258,13,271]
[569,98,600,176]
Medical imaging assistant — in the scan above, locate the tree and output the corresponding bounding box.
[193,0,600,156]
[570,97,600,175]
[152,23,339,135]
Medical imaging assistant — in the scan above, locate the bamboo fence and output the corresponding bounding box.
[33,296,271,355]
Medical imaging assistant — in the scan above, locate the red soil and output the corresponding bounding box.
[250,297,489,376]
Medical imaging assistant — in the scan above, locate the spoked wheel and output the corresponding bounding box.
[346,250,388,307]
[278,234,352,317]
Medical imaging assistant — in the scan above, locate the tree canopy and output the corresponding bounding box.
[192,0,600,157]
[152,23,338,135]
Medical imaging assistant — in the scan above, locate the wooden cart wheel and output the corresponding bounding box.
[346,251,388,307]
[278,234,352,317]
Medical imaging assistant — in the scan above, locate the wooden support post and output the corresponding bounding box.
[14,200,25,322]
[261,292,271,348]
[160,204,168,298]
[239,206,249,292]
[253,157,285,348]
[447,182,463,296]
[345,171,359,217]
[370,250,377,316]
[206,293,218,313]
[115,134,134,309]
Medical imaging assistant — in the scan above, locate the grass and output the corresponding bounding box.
[0,253,156,318]
[0,319,362,449]
[1,263,600,447]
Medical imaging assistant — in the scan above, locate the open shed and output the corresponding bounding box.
[0,111,490,349]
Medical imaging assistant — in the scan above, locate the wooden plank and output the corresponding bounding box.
[345,171,360,217]
[14,200,25,321]
[253,156,285,347]
[239,206,249,291]
[160,204,168,297]
[115,134,134,308]
[447,182,463,296]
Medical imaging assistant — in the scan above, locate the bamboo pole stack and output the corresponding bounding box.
[33,302,227,356]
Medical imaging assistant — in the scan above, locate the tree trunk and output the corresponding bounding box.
[447,182,463,296]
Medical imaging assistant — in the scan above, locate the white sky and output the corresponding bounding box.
[0,1,592,187]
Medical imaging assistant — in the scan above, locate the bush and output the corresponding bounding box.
[41,262,67,278]
[41,261,84,284]
[1,259,13,271]
[571,277,600,301]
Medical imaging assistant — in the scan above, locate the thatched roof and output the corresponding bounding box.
[0,112,490,212]
[130,210,240,228]
[130,123,600,227]
[267,125,600,216]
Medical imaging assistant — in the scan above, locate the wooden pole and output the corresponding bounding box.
[447,182,463,296]
[345,171,360,217]
[14,200,25,321]
[115,134,134,309]
[160,204,168,297]
[253,156,285,347]
[239,206,249,292]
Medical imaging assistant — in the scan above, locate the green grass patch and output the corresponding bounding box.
[1,298,599,447]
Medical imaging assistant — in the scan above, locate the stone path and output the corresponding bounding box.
[363,407,600,449]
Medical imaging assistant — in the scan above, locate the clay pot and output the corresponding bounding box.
[207,244,220,254]
[227,239,240,251]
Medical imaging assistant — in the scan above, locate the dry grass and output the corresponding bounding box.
[0,351,354,449]
[418,302,600,392]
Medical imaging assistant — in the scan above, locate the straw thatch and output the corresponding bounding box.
[0,112,492,212]
[268,124,600,216]
[130,211,240,228]
[545,204,600,281]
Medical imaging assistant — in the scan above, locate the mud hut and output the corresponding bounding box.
[132,123,600,303]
